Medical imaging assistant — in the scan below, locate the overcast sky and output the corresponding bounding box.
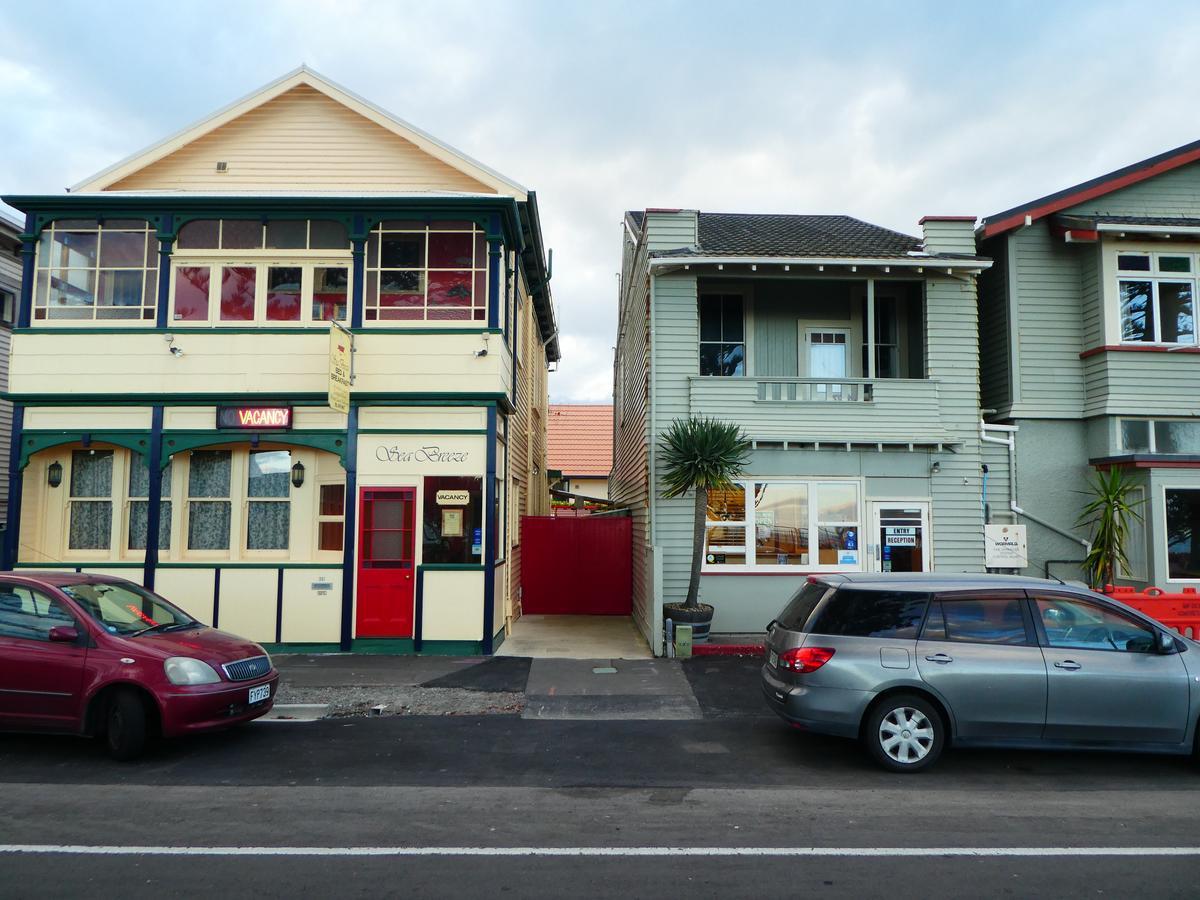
[2,0,1197,403]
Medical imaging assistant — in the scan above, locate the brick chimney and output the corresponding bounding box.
[919,216,977,255]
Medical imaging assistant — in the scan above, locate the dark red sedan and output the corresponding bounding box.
[0,572,278,759]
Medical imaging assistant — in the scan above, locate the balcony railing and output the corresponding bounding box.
[688,375,948,444]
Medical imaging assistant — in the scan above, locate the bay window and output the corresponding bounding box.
[34,220,158,322]
[704,479,862,571]
[1117,252,1196,345]
[364,221,488,322]
[1120,418,1200,454]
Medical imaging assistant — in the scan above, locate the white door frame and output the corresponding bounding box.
[868,500,932,573]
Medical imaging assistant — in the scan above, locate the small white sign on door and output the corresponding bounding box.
[984,524,1028,568]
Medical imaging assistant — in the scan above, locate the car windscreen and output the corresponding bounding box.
[808,588,930,640]
[61,582,196,637]
[776,581,833,631]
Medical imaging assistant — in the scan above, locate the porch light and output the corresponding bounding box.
[47,460,63,488]
[291,460,306,488]
[930,461,941,475]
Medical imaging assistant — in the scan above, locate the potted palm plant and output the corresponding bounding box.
[1076,467,1144,589]
[659,416,751,643]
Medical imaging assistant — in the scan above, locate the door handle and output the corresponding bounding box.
[924,653,953,664]
[1054,660,1082,671]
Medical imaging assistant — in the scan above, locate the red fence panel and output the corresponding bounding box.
[1103,585,1200,639]
[520,516,632,615]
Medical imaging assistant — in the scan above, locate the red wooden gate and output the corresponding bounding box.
[520,516,632,615]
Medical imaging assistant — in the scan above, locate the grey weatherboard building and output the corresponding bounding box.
[977,139,1200,591]
[611,209,1011,651]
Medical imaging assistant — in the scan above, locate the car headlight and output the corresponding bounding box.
[164,657,221,686]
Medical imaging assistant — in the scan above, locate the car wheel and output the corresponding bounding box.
[105,690,148,762]
[864,694,944,773]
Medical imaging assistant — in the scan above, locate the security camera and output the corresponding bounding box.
[169,346,184,358]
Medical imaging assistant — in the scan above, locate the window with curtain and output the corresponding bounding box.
[34,220,158,322]
[128,454,172,551]
[247,450,291,550]
[187,450,232,550]
[69,450,113,550]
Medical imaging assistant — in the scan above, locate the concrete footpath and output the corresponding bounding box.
[271,653,769,722]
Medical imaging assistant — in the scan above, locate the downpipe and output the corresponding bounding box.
[979,419,1091,557]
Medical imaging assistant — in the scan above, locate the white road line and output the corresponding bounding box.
[1,846,1198,858]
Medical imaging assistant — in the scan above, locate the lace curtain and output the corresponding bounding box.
[128,454,172,551]
[187,450,231,550]
[69,450,113,550]
[247,451,290,550]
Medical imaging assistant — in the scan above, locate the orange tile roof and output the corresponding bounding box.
[547,404,613,478]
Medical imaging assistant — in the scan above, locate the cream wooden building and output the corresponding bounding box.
[2,67,558,653]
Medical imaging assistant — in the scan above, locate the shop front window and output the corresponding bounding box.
[69,450,113,550]
[702,480,861,572]
[422,476,483,564]
[246,450,291,550]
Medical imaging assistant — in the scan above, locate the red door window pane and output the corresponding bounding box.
[220,266,256,321]
[174,266,210,321]
[266,266,302,321]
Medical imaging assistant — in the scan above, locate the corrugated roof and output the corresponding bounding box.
[547,404,613,478]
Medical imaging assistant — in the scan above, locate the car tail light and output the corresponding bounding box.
[778,647,835,673]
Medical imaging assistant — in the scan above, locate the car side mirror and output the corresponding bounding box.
[1155,630,1177,655]
[48,625,79,644]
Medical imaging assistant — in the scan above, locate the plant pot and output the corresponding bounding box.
[663,602,714,644]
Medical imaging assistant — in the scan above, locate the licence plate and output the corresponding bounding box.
[768,649,779,668]
[248,684,271,705]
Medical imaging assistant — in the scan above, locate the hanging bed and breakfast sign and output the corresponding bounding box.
[216,406,293,430]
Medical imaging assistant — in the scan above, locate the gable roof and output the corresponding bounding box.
[72,65,527,198]
[980,138,1200,239]
[547,405,612,478]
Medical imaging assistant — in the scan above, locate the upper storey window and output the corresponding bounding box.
[364,221,488,322]
[171,219,350,326]
[34,220,158,321]
[1117,252,1196,345]
[699,293,745,376]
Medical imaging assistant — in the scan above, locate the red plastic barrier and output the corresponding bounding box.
[1103,585,1200,639]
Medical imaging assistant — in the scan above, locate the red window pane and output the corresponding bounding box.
[428,271,472,307]
[174,266,210,321]
[220,266,256,321]
[266,266,302,321]
[428,308,473,320]
[473,270,486,307]
[380,308,423,320]
[319,521,344,552]
[320,484,345,516]
[474,233,487,268]
[428,232,473,268]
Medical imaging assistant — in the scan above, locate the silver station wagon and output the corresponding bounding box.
[762,573,1200,772]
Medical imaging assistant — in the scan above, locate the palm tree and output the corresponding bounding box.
[659,416,751,609]
[1076,467,1144,588]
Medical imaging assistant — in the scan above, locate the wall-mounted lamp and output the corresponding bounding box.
[48,460,63,488]
[290,460,306,489]
[930,461,941,475]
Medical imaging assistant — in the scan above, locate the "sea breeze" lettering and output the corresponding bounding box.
[375,445,470,464]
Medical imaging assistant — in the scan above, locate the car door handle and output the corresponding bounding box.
[924,653,953,664]
[1054,660,1082,671]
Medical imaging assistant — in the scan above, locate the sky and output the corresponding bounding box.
[3,0,1199,403]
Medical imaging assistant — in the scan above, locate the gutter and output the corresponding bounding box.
[647,255,992,272]
[979,420,1091,555]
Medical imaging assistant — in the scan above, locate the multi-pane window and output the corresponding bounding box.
[0,288,14,326]
[699,294,745,376]
[364,221,488,322]
[1165,488,1200,580]
[187,450,232,551]
[246,450,291,551]
[703,480,861,571]
[128,454,172,551]
[1120,418,1200,454]
[1117,253,1196,345]
[171,218,349,326]
[317,483,346,552]
[69,450,114,550]
[34,220,158,321]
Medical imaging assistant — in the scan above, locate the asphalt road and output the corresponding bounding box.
[2,661,1199,898]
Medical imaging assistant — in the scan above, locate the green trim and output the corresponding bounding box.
[16,326,505,336]
[420,563,487,571]
[263,639,485,656]
[492,626,506,653]
[20,431,152,469]
[358,429,487,435]
[261,642,344,655]
[3,392,508,406]
[162,430,349,466]
[14,561,342,570]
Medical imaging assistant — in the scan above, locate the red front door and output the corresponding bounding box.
[355,487,416,639]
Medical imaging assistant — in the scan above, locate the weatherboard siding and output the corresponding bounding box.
[1064,160,1200,218]
[644,211,698,252]
[0,244,17,523]
[109,85,494,194]
[1082,350,1200,417]
[976,235,1011,416]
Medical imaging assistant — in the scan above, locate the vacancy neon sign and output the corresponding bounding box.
[216,406,293,430]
